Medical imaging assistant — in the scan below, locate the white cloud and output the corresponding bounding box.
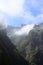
[0,0,43,26]
[0,0,25,16]
[15,24,34,35]
[21,0,43,24]
[25,0,43,14]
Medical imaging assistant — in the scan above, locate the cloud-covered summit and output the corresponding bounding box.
[15,24,34,35]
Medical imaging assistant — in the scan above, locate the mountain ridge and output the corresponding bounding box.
[7,24,34,46]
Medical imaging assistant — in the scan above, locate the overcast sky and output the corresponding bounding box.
[0,0,43,26]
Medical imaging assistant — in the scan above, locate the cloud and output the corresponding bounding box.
[22,0,43,24]
[0,0,25,16]
[15,24,34,35]
[22,12,43,24]
[0,19,7,30]
[0,0,43,26]
[25,0,43,16]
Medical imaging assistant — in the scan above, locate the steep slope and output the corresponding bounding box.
[0,29,29,65]
[17,23,43,65]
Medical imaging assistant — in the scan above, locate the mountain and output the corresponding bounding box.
[17,23,43,65]
[7,25,20,37]
[18,23,43,51]
[33,23,43,30]
[7,24,34,36]
[0,28,29,65]
[1,23,43,65]
[7,24,34,46]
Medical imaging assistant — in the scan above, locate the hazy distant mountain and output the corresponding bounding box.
[7,24,34,46]
[7,23,43,46]
[33,23,43,30]
[7,25,20,37]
